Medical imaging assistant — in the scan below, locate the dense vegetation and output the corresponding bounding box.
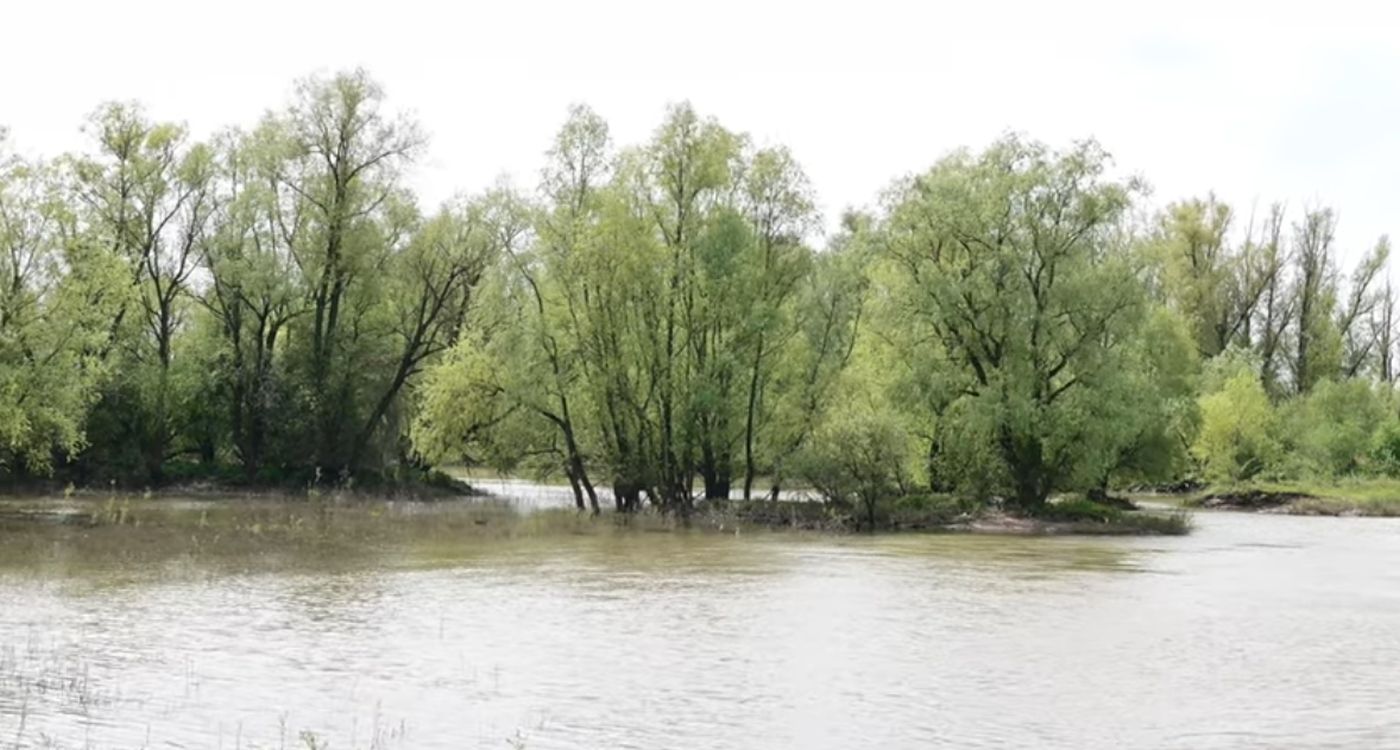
[2,69,1396,518]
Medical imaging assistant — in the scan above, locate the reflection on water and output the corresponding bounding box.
[2,494,1400,749]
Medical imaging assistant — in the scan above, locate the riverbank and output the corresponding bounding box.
[0,468,478,502]
[713,496,1190,535]
[1186,479,1400,516]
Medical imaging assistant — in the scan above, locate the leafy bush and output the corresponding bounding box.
[1370,419,1400,477]
[1278,379,1387,477]
[1192,372,1278,481]
[796,407,913,530]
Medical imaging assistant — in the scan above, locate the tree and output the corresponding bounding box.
[736,146,818,499]
[762,214,865,497]
[198,129,304,478]
[1249,207,1292,394]
[1099,307,1201,486]
[1337,237,1390,379]
[69,104,217,481]
[1147,196,1286,360]
[1376,281,1397,383]
[642,102,744,507]
[524,105,614,512]
[270,69,425,475]
[1287,208,1341,394]
[880,135,1146,509]
[0,136,128,474]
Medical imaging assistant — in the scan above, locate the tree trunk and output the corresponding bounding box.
[742,335,764,501]
[558,409,599,514]
[699,443,731,500]
[565,465,586,511]
[614,480,641,513]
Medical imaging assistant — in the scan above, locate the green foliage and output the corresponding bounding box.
[1369,418,1400,477]
[4,68,1400,523]
[411,101,852,514]
[795,404,912,529]
[877,135,1147,507]
[1193,372,1278,481]
[1278,379,1387,477]
[0,140,130,474]
[1109,307,1202,482]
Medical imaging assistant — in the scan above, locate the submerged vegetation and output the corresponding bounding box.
[0,67,1397,530]
[1187,478,1400,516]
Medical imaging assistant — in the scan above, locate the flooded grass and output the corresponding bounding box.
[1187,479,1400,516]
[0,632,424,750]
[0,497,612,573]
[0,490,1193,577]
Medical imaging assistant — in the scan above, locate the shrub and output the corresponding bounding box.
[1192,372,1278,481]
[1370,419,1400,477]
[796,407,913,530]
[1279,379,1387,477]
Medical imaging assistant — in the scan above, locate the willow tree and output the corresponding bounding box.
[522,105,611,512]
[570,159,670,511]
[1287,208,1343,394]
[643,102,745,506]
[69,104,217,481]
[762,213,866,497]
[0,138,128,474]
[1336,236,1389,380]
[268,69,426,474]
[880,135,1147,509]
[198,129,304,478]
[735,146,818,499]
[1147,196,1279,358]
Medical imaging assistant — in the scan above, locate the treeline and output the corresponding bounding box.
[1,71,497,486]
[2,69,1397,514]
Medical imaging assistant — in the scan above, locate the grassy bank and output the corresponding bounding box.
[1187,479,1400,516]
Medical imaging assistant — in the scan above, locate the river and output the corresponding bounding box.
[1,495,1398,749]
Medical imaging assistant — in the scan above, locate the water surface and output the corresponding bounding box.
[2,497,1398,749]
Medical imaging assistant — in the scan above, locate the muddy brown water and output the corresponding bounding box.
[1,491,1398,749]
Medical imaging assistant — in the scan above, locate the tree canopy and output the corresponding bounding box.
[2,70,1398,515]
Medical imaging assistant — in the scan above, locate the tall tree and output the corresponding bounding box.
[736,146,817,499]
[1287,208,1341,394]
[1248,206,1292,393]
[199,129,304,478]
[527,105,614,512]
[880,135,1146,508]
[643,102,743,507]
[0,136,128,474]
[70,104,217,481]
[269,69,425,475]
[1337,237,1390,379]
[1376,281,1397,383]
[1149,196,1275,358]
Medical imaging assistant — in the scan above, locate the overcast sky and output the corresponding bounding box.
[3,0,1396,264]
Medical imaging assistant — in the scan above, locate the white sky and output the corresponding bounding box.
[3,0,1397,265]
